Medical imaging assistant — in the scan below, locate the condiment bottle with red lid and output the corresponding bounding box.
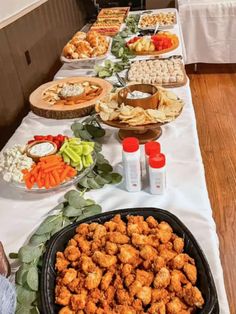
[145,141,161,174]
[122,137,141,192]
[148,153,166,195]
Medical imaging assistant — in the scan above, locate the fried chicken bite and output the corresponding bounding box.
[55,286,72,306]
[121,264,133,277]
[116,288,133,305]
[159,221,173,233]
[113,274,123,290]
[93,251,117,268]
[127,215,150,235]
[104,220,117,232]
[105,241,118,255]
[132,298,143,311]
[93,224,107,240]
[80,255,96,273]
[111,214,127,232]
[152,288,170,303]
[76,223,89,236]
[101,270,114,290]
[183,283,204,308]
[124,274,135,287]
[67,277,84,293]
[166,297,187,314]
[183,263,197,285]
[143,259,153,270]
[129,280,143,297]
[173,236,184,254]
[136,269,154,287]
[136,286,152,305]
[64,245,81,262]
[157,228,172,244]
[132,233,152,246]
[118,244,140,265]
[153,268,170,289]
[148,301,166,314]
[169,270,188,293]
[89,288,101,303]
[84,300,97,314]
[55,252,70,272]
[153,256,166,272]
[91,237,106,252]
[70,289,88,311]
[74,235,91,254]
[108,232,129,244]
[104,286,116,305]
[146,216,159,228]
[60,268,77,285]
[159,247,177,263]
[59,306,75,314]
[140,245,158,261]
[170,254,194,270]
[85,267,102,290]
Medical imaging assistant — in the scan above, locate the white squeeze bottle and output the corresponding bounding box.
[122,137,141,192]
[149,153,166,195]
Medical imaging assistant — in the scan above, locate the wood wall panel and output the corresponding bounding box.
[0,0,87,149]
[0,31,26,148]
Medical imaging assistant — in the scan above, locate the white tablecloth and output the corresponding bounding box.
[177,0,236,64]
[0,8,229,314]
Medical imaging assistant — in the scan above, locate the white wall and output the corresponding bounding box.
[0,0,47,26]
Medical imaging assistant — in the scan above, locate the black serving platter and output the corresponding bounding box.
[41,207,219,314]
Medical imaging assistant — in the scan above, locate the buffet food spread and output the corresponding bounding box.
[0,7,230,314]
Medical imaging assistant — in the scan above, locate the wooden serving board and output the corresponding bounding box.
[130,36,179,56]
[30,77,113,120]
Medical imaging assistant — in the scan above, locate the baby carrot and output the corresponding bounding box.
[52,170,60,185]
[45,174,50,189]
[49,173,56,187]
[44,165,64,173]
[60,166,71,181]
[40,155,61,162]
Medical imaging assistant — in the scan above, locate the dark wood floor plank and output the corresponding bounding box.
[187,64,236,313]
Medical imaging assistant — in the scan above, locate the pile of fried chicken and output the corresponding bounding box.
[55,215,204,314]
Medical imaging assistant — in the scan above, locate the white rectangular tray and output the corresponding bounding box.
[60,37,112,66]
[138,10,177,30]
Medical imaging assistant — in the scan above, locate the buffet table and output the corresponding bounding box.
[177,0,236,64]
[0,8,229,314]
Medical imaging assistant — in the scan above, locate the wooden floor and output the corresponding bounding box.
[186,64,236,314]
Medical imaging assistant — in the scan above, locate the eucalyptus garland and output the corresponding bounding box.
[12,190,102,314]
[71,115,122,190]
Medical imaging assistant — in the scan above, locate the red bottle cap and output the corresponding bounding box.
[149,153,166,168]
[122,137,139,153]
[145,142,161,156]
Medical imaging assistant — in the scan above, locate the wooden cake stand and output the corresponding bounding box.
[102,120,163,144]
